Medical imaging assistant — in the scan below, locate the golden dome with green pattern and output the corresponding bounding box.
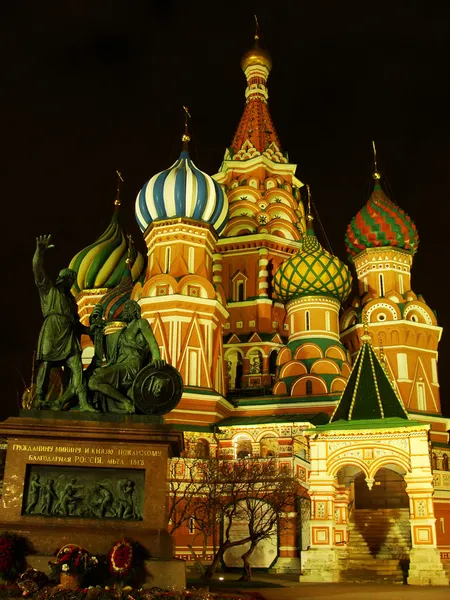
[273,225,352,304]
[69,207,145,295]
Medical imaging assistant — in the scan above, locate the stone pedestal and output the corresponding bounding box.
[0,412,183,562]
[300,548,340,582]
[408,548,449,585]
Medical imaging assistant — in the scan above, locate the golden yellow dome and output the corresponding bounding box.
[240,42,272,72]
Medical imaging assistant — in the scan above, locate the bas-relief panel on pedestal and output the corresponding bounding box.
[22,465,144,520]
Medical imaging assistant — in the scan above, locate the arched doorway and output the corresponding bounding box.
[355,467,409,509]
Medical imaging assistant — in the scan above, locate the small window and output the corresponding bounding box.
[398,274,404,294]
[165,247,171,273]
[189,518,196,534]
[397,353,408,380]
[188,247,195,273]
[305,310,310,331]
[431,358,438,384]
[325,311,331,332]
[306,380,313,395]
[379,274,385,297]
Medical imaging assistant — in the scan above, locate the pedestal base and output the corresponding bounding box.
[408,548,449,586]
[269,556,301,574]
[0,415,183,559]
[300,548,340,582]
[28,556,186,591]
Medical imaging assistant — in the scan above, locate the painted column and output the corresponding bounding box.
[258,248,269,297]
[301,436,340,582]
[334,485,350,547]
[212,253,223,286]
[406,428,449,585]
[270,511,301,573]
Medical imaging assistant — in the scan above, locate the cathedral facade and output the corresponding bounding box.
[67,31,450,584]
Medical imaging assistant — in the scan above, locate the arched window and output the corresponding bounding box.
[269,350,278,377]
[195,439,210,459]
[432,453,437,470]
[416,382,426,411]
[305,311,310,331]
[443,454,449,471]
[236,437,252,459]
[325,311,331,332]
[260,436,278,458]
[306,380,313,395]
[398,273,404,294]
[237,281,245,301]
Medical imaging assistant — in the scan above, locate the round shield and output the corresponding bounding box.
[131,363,183,415]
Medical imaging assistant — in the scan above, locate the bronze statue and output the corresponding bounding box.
[33,235,96,412]
[88,300,165,413]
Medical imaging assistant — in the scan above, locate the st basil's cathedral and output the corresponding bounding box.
[61,30,450,584]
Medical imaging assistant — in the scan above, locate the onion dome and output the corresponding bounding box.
[241,40,272,72]
[345,172,419,258]
[69,208,145,295]
[241,17,272,72]
[274,216,352,305]
[97,250,136,322]
[135,149,228,235]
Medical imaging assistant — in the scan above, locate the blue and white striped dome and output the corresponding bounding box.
[135,150,229,234]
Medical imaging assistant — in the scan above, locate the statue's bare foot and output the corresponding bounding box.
[78,402,98,413]
[124,401,135,414]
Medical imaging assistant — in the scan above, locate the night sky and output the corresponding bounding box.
[2,0,450,420]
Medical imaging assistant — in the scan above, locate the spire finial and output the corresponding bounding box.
[361,312,372,343]
[305,184,315,233]
[372,140,381,180]
[182,105,191,151]
[126,233,134,267]
[306,185,313,220]
[254,15,260,42]
[114,170,124,206]
[378,332,387,368]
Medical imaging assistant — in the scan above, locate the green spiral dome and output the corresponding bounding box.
[69,209,145,294]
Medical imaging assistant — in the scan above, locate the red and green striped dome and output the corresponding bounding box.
[345,182,419,258]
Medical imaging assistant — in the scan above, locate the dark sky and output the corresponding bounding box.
[2,0,450,420]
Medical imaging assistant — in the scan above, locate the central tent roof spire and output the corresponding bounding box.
[228,19,285,162]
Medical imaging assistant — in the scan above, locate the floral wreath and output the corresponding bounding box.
[109,539,134,578]
[50,543,98,575]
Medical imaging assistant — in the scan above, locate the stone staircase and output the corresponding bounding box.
[339,508,411,583]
